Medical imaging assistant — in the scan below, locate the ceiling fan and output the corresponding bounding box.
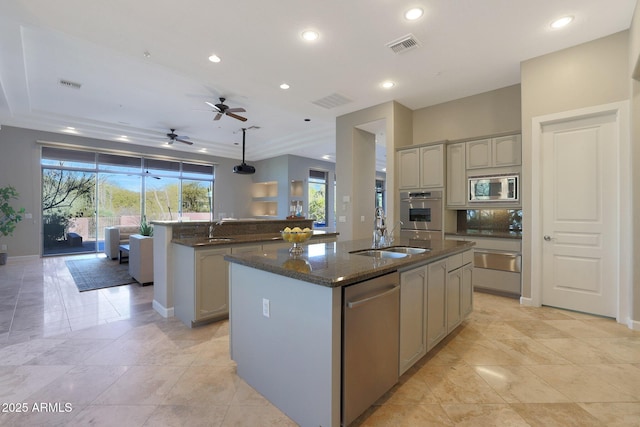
[205,97,247,122]
[166,129,193,145]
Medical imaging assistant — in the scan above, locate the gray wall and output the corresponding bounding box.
[336,101,412,241]
[520,30,631,306]
[412,84,522,144]
[252,154,336,226]
[630,3,640,321]
[0,125,253,256]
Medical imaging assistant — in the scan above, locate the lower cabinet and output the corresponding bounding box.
[426,259,447,352]
[174,244,232,327]
[399,266,427,375]
[399,250,473,374]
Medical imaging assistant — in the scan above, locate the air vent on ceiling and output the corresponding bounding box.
[311,93,353,109]
[386,34,420,54]
[59,79,82,89]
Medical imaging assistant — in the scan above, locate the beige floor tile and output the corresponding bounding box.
[492,337,572,365]
[445,338,523,366]
[473,365,570,403]
[511,402,604,427]
[578,402,640,426]
[413,364,506,404]
[25,365,128,405]
[25,338,111,365]
[221,404,298,427]
[441,403,530,426]
[357,403,454,426]
[536,337,621,364]
[505,320,573,339]
[580,363,640,398]
[476,321,531,340]
[163,365,238,407]
[543,319,621,338]
[377,376,439,405]
[582,337,640,363]
[143,405,228,427]
[526,364,638,402]
[0,338,66,365]
[65,404,157,427]
[94,365,188,405]
[0,365,74,402]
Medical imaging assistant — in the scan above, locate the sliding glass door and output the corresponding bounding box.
[41,147,214,256]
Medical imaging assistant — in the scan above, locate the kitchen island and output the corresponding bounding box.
[225,237,474,427]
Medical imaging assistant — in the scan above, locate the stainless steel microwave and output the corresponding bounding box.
[468,174,519,202]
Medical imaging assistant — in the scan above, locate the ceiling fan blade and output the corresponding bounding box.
[226,107,246,113]
[176,138,193,145]
[227,112,248,122]
[213,113,223,121]
[205,101,222,112]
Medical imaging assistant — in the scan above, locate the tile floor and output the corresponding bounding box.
[0,254,639,426]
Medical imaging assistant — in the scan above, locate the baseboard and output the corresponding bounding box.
[519,296,534,306]
[153,300,174,318]
[627,318,640,331]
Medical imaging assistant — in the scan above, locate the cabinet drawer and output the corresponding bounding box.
[447,253,463,271]
[463,250,473,266]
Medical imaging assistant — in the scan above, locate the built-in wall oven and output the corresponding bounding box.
[400,190,443,241]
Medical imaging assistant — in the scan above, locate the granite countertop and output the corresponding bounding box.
[172,230,338,248]
[224,238,475,288]
[446,229,522,240]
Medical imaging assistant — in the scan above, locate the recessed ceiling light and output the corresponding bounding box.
[208,54,221,63]
[381,80,395,89]
[280,83,290,90]
[550,16,573,29]
[301,30,319,41]
[322,155,331,160]
[404,8,424,21]
[66,126,75,130]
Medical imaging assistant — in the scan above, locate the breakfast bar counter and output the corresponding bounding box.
[225,237,475,427]
[224,237,474,287]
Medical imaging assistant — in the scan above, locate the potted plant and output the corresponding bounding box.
[139,216,153,237]
[0,186,25,265]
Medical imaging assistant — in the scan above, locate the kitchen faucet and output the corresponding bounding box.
[386,220,404,246]
[372,207,388,248]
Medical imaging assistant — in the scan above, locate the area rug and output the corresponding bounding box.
[65,257,136,292]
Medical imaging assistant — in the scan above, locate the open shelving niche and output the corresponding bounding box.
[251,181,278,217]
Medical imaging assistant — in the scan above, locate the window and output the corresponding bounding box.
[40,146,214,255]
[308,169,328,227]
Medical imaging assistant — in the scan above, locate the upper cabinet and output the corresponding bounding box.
[446,143,466,207]
[398,144,444,189]
[398,148,420,189]
[420,144,445,188]
[466,135,521,169]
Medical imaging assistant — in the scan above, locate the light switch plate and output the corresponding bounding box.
[262,298,270,318]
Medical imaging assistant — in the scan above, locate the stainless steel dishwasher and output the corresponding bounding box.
[342,272,400,426]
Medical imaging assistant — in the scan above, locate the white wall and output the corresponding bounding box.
[0,125,252,256]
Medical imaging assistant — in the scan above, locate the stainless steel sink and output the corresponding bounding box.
[350,249,408,259]
[383,246,429,255]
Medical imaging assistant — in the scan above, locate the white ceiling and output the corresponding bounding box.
[0,0,635,167]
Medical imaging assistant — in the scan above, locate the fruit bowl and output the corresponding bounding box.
[281,227,313,255]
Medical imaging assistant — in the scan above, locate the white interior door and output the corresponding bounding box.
[541,112,618,317]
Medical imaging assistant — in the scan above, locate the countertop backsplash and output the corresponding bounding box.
[457,209,522,233]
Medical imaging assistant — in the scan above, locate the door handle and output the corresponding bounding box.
[544,235,552,241]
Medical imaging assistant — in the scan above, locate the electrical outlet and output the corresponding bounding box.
[262,298,270,318]
[339,216,346,223]
[1,244,6,251]
[360,216,365,222]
